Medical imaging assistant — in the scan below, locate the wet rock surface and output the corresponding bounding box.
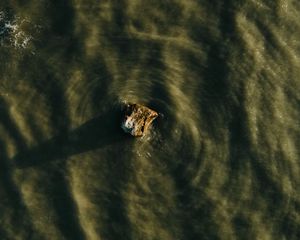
[121,103,158,137]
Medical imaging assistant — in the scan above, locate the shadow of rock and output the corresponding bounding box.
[14,107,130,169]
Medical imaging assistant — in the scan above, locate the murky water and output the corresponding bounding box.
[0,1,300,239]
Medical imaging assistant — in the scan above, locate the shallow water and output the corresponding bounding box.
[0,1,300,239]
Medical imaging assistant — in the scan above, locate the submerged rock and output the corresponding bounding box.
[121,103,158,137]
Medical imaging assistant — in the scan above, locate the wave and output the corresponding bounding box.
[0,1,299,239]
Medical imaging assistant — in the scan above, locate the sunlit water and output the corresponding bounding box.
[0,1,299,240]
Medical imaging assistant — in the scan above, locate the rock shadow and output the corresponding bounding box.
[13,106,129,169]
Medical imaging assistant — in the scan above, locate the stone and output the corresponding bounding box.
[121,103,158,137]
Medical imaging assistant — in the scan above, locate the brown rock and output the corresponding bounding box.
[121,103,158,137]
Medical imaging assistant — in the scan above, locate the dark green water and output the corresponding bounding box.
[0,1,300,239]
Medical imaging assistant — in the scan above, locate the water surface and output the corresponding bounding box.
[0,1,300,239]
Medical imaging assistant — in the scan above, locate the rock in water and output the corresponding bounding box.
[121,103,158,137]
